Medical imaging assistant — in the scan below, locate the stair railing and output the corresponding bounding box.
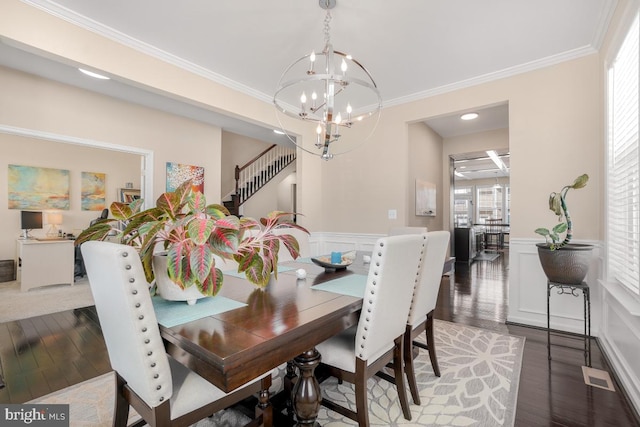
[233,144,296,214]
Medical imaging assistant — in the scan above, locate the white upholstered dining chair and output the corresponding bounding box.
[388,226,428,236]
[403,230,450,404]
[273,227,310,262]
[314,234,427,427]
[81,241,272,427]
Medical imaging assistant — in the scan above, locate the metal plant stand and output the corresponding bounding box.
[547,281,591,367]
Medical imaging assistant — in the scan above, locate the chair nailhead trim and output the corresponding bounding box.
[138,315,144,320]
[122,252,129,257]
[156,385,162,390]
[144,339,150,344]
[154,374,159,379]
[129,278,135,283]
[159,397,164,402]
[142,327,147,332]
[125,265,131,270]
[135,303,140,308]
[151,362,156,367]
[132,290,138,295]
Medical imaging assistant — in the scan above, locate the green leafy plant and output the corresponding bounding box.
[75,180,308,294]
[534,173,589,250]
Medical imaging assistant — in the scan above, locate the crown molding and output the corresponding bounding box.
[20,0,607,111]
[21,0,273,104]
[382,45,598,108]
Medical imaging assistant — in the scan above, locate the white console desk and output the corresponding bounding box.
[16,239,75,292]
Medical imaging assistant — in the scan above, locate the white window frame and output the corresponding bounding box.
[604,5,640,303]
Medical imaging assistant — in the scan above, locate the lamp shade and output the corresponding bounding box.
[46,213,63,225]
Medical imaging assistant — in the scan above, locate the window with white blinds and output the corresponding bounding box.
[607,13,640,294]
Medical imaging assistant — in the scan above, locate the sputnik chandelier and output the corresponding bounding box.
[273,0,382,160]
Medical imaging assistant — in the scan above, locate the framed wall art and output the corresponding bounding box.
[81,171,106,211]
[8,164,70,210]
[415,179,436,217]
[166,162,204,193]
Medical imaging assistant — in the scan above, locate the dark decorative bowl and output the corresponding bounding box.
[311,256,353,270]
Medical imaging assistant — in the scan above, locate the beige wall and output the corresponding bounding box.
[407,122,444,231]
[221,131,274,197]
[0,0,602,238]
[385,59,599,241]
[0,0,323,232]
[0,66,224,259]
[241,162,296,219]
[0,133,140,259]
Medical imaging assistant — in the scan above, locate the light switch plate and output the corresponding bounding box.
[388,209,397,219]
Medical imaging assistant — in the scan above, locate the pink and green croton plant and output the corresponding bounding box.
[75,180,308,295]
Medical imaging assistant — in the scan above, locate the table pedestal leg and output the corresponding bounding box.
[284,360,297,420]
[292,348,322,426]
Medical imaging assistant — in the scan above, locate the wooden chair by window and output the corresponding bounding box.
[81,241,272,427]
[484,218,504,251]
[314,234,427,427]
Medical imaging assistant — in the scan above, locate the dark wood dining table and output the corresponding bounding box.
[159,253,370,426]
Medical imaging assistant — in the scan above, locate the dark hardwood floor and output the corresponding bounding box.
[1,248,638,426]
[437,249,639,426]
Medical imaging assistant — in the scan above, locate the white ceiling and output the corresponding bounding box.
[0,0,616,148]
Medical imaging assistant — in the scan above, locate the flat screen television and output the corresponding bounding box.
[21,211,43,238]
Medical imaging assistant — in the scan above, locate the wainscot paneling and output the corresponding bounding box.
[507,238,603,335]
[309,232,384,256]
[599,280,640,417]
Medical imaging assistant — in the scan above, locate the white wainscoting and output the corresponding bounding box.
[507,238,603,335]
[308,232,384,257]
[510,237,640,415]
[597,280,640,417]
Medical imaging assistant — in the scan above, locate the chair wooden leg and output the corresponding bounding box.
[256,376,273,427]
[426,313,440,377]
[113,374,130,427]
[403,326,421,405]
[393,336,412,421]
[354,359,370,427]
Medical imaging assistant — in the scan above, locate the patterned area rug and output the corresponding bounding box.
[28,320,523,427]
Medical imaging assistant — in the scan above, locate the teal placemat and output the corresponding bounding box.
[222,264,297,278]
[296,257,314,264]
[152,295,246,328]
[313,274,368,298]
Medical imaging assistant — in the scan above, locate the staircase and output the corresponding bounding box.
[223,144,296,216]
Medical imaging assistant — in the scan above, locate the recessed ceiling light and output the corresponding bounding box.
[78,68,110,80]
[273,129,286,135]
[460,112,479,121]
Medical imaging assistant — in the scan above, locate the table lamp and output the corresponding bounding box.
[46,212,63,237]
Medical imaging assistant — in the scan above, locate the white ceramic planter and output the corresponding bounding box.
[152,254,207,305]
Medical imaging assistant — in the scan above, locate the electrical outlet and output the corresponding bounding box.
[388,209,397,219]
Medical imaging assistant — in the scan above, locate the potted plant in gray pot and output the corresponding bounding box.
[534,173,593,284]
[76,180,308,304]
